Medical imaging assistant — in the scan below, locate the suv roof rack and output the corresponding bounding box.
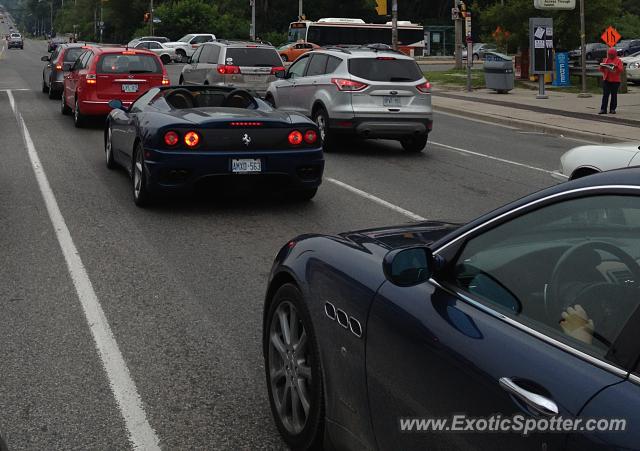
[319,46,352,54]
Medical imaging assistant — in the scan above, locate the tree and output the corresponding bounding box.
[479,0,621,51]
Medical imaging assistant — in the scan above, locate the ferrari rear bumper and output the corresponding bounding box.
[142,146,324,193]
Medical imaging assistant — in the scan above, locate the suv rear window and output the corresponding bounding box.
[348,58,422,82]
[63,48,84,62]
[225,48,281,67]
[97,53,161,74]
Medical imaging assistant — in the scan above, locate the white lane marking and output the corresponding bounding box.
[0,88,30,91]
[430,141,555,175]
[434,110,520,130]
[7,90,160,451]
[326,177,426,221]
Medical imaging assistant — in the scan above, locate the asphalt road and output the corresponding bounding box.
[0,34,584,450]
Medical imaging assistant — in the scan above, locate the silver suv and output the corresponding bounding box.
[179,41,284,96]
[266,46,433,152]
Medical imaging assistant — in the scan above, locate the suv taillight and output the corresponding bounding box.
[331,78,368,92]
[271,66,285,75]
[86,73,97,85]
[217,65,240,75]
[416,81,432,93]
[162,76,170,85]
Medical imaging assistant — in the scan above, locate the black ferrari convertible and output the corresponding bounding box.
[105,86,324,206]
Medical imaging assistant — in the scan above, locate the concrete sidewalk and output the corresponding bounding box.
[432,87,640,143]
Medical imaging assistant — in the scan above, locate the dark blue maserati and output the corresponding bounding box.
[105,86,323,206]
[263,168,640,450]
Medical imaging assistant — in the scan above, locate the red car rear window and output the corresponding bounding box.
[97,53,161,74]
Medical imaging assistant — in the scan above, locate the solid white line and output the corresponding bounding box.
[7,90,160,451]
[326,177,426,221]
[434,110,520,130]
[430,141,555,175]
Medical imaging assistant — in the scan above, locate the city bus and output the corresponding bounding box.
[287,18,425,56]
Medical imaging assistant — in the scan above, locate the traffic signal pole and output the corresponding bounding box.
[391,0,398,50]
[454,0,462,69]
[578,0,591,98]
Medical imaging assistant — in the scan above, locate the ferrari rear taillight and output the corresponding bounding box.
[416,81,432,93]
[86,73,97,85]
[288,130,303,145]
[164,131,179,146]
[184,131,200,148]
[331,78,367,92]
[270,66,285,75]
[217,65,240,75]
[304,130,317,144]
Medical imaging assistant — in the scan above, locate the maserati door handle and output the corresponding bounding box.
[499,377,559,416]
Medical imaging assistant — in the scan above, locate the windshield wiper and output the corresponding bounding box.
[389,77,414,82]
[253,64,275,67]
[129,70,154,73]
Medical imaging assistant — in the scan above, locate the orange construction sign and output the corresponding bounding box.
[601,26,621,47]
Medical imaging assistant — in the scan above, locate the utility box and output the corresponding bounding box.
[484,52,515,93]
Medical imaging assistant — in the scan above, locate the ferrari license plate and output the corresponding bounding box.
[122,84,139,93]
[232,158,262,173]
[383,96,402,107]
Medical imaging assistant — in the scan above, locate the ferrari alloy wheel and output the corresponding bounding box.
[132,144,151,207]
[73,98,84,128]
[60,92,71,115]
[265,284,324,449]
[401,135,428,153]
[105,125,116,169]
[312,108,334,152]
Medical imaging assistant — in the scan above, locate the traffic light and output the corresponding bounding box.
[375,0,390,16]
[143,12,150,23]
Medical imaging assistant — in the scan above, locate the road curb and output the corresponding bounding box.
[433,104,634,144]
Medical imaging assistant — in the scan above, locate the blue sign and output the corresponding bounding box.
[552,51,571,86]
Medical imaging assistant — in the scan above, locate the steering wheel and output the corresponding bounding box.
[545,241,640,329]
[222,89,258,109]
[165,88,195,109]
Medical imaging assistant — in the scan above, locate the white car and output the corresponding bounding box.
[133,40,176,64]
[554,142,640,180]
[625,56,640,85]
[162,33,216,62]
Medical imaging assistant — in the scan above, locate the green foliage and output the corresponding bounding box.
[260,31,288,48]
[617,12,640,39]
[479,0,622,51]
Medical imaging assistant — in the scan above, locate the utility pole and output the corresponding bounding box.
[298,0,303,19]
[250,0,255,40]
[578,0,591,97]
[99,0,103,43]
[150,0,154,35]
[454,0,462,69]
[391,0,398,50]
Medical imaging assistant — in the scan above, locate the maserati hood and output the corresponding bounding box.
[347,221,461,249]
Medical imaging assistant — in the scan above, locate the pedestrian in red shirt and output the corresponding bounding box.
[599,47,623,114]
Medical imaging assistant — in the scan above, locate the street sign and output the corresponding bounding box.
[534,0,575,9]
[464,12,471,37]
[601,26,621,47]
[451,7,460,20]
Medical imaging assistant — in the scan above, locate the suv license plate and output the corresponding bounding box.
[122,84,139,93]
[232,158,262,173]
[383,96,402,107]
[244,75,268,82]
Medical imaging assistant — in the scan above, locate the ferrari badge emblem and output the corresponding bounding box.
[242,133,251,146]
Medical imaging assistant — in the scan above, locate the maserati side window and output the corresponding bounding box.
[451,195,640,363]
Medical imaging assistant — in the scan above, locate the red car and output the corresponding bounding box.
[61,46,169,127]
